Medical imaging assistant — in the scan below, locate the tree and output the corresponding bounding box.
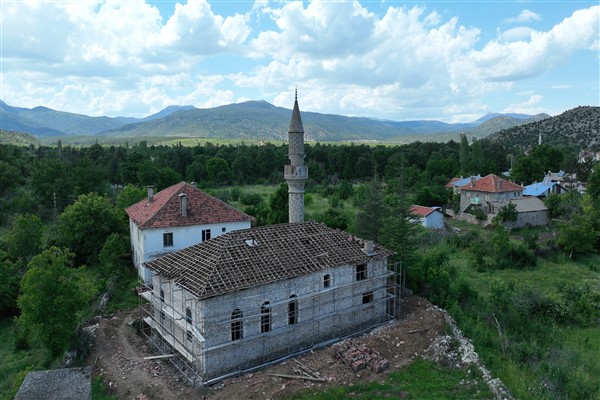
[0,256,20,315]
[355,179,386,242]
[17,247,87,357]
[2,213,44,263]
[99,233,130,278]
[380,177,420,276]
[116,184,147,209]
[55,193,126,265]
[317,207,350,230]
[556,215,599,259]
[459,133,470,174]
[156,167,181,190]
[495,203,518,224]
[205,157,231,184]
[30,158,74,213]
[266,182,288,224]
[587,164,600,201]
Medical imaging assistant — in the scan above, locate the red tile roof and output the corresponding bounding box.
[459,174,523,193]
[125,182,255,229]
[409,205,438,217]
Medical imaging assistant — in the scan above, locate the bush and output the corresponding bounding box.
[239,192,262,206]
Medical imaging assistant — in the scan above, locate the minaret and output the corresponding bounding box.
[284,90,308,223]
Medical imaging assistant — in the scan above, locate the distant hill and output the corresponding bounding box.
[0,101,194,136]
[466,113,550,139]
[487,106,600,150]
[100,100,547,142]
[0,129,41,146]
[3,99,590,144]
[103,100,405,141]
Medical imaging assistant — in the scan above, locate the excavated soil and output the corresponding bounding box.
[87,296,448,400]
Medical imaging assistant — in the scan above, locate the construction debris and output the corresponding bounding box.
[334,340,390,374]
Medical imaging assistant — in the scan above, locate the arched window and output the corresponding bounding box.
[231,309,243,341]
[261,302,271,333]
[288,295,298,325]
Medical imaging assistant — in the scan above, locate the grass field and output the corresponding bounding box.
[0,319,49,400]
[291,359,493,400]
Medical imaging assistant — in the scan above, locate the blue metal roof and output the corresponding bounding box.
[523,181,555,197]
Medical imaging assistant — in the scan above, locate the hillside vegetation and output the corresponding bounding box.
[0,130,40,146]
[488,106,600,151]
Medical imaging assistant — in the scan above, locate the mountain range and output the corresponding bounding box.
[0,99,549,143]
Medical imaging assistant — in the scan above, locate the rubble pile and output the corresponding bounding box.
[428,305,515,400]
[422,335,461,368]
[334,340,390,373]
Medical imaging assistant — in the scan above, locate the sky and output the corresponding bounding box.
[1,1,599,123]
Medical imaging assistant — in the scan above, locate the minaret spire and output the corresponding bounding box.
[284,90,308,223]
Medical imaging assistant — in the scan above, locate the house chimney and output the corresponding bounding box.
[147,186,154,203]
[362,240,375,256]
[469,177,475,188]
[191,181,198,188]
[179,193,187,217]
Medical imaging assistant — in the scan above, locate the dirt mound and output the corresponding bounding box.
[87,296,447,399]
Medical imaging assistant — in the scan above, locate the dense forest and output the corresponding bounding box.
[1,137,599,400]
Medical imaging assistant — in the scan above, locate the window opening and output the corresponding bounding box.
[288,295,297,325]
[231,309,243,341]
[160,288,164,303]
[186,330,192,341]
[323,274,331,288]
[356,264,367,281]
[362,291,374,304]
[261,302,271,333]
[186,307,192,324]
[163,232,173,247]
[202,229,211,241]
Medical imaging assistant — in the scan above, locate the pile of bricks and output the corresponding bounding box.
[334,340,390,373]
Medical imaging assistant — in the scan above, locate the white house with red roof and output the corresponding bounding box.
[126,182,254,283]
[459,174,524,213]
[409,205,444,229]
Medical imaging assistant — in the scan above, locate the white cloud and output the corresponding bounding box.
[157,0,250,53]
[503,94,545,115]
[1,1,598,121]
[497,27,535,43]
[465,6,599,82]
[504,9,542,24]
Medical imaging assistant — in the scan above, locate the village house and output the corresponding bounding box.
[137,93,398,384]
[459,174,523,213]
[409,205,445,229]
[126,182,254,283]
[456,173,551,228]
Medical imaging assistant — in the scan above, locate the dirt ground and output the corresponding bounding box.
[87,296,447,400]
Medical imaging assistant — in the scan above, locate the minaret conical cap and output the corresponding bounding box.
[288,90,304,133]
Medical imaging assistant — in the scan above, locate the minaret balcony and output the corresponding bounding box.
[284,165,308,180]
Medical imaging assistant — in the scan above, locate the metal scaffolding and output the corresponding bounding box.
[138,261,402,387]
